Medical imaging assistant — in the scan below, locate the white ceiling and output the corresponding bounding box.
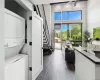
[31,0,75,4]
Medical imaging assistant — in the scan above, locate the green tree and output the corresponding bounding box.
[93,27,100,40]
[62,31,68,41]
[71,24,81,40]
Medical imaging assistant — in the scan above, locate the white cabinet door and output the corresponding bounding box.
[5,55,28,80]
[4,9,25,48]
[32,12,43,80]
[16,17,25,38]
[75,50,95,80]
[4,9,25,38]
[4,12,16,38]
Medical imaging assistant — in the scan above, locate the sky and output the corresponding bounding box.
[55,11,81,31]
[62,25,72,31]
[55,11,81,20]
[55,25,72,32]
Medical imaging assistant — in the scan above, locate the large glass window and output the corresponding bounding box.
[54,12,61,20]
[54,11,82,47]
[69,24,82,40]
[54,11,82,21]
[61,24,68,41]
[69,24,82,46]
[62,12,68,20]
[69,11,82,20]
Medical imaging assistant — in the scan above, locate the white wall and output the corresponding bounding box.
[51,1,87,47]
[0,0,4,80]
[87,0,100,50]
[88,0,100,38]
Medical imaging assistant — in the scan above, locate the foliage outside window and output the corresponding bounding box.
[61,24,82,41]
[70,24,82,40]
[93,27,100,40]
[62,24,68,41]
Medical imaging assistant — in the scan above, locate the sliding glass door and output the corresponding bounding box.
[61,24,68,48]
[62,24,68,41]
[54,11,82,48]
[54,24,62,49]
[61,23,82,47]
[69,24,82,46]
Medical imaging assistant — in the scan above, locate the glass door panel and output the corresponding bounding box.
[61,24,68,48]
[69,24,82,46]
[54,24,61,49]
[61,24,68,41]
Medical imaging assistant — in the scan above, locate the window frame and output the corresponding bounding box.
[54,10,82,21]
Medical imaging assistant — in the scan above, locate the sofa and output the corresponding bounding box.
[65,46,75,64]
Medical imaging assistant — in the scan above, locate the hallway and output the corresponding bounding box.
[55,43,61,49]
[36,50,75,80]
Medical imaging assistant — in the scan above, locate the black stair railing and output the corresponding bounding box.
[35,4,51,49]
[42,4,50,48]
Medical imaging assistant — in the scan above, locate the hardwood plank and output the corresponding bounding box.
[36,50,75,80]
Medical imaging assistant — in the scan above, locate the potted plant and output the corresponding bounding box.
[83,31,93,46]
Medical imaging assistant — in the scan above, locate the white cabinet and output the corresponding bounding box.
[5,54,28,80]
[4,9,25,48]
[16,17,25,38]
[75,50,95,80]
[4,12,16,38]
[4,9,25,38]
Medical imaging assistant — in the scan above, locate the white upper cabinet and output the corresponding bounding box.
[4,9,25,38]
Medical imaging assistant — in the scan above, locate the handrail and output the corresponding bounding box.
[36,4,51,48]
[36,5,41,17]
[43,25,49,47]
[34,4,50,49]
[42,4,50,47]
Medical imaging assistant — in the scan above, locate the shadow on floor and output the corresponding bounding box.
[66,63,75,71]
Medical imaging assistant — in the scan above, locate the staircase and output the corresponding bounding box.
[34,4,54,55]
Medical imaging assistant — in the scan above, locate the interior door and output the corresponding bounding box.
[32,12,43,80]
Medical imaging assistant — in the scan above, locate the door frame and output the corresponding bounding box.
[54,23,62,50]
[32,12,43,80]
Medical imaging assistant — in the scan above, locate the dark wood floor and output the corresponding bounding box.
[36,50,75,80]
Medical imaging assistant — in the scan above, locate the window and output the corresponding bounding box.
[69,24,82,40]
[54,11,82,47]
[62,24,68,41]
[54,12,61,20]
[61,24,82,46]
[69,11,82,20]
[62,12,68,20]
[54,11,82,21]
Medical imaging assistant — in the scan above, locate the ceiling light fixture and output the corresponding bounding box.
[73,0,77,6]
